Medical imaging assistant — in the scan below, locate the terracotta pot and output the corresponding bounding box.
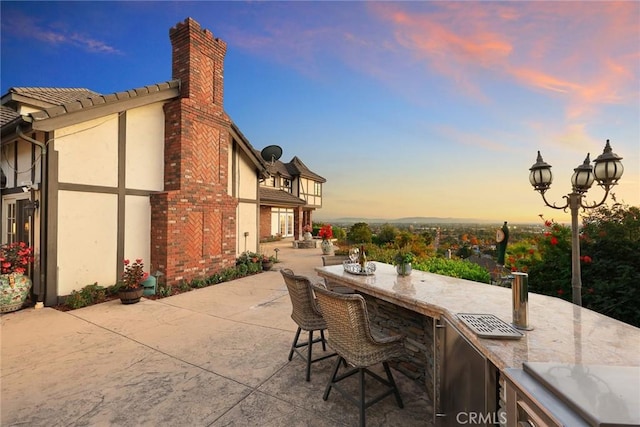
[118,287,144,304]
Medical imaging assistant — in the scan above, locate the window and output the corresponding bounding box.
[281,178,291,192]
[314,182,322,196]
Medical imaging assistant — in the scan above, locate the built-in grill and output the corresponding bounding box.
[457,313,524,339]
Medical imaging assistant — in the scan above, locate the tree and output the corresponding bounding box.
[526,205,639,327]
[347,222,373,244]
[580,204,640,327]
[376,223,398,245]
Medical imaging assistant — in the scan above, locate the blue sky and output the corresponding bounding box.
[2,1,638,223]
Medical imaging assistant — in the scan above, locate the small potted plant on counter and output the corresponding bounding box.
[393,247,415,276]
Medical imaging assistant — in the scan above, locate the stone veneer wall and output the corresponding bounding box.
[360,293,436,404]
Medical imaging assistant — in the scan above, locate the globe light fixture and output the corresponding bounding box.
[529,139,624,306]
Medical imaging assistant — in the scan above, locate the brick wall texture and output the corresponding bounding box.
[151,18,237,284]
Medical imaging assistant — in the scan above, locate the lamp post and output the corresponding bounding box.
[529,140,623,306]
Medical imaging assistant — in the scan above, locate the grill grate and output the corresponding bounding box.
[457,313,524,339]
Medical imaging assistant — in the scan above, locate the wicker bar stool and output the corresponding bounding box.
[311,283,406,427]
[321,255,355,294]
[280,269,337,381]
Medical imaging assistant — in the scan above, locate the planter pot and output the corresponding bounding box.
[118,287,144,305]
[303,232,313,241]
[0,274,32,313]
[396,263,412,276]
[262,261,273,271]
[320,240,333,255]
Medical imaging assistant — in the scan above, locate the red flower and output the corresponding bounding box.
[557,289,564,296]
[0,242,34,275]
[587,288,595,294]
[528,249,535,255]
[545,220,552,227]
[580,255,592,263]
[550,237,558,245]
[544,232,551,237]
[318,224,333,240]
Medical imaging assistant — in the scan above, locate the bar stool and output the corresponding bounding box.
[311,283,405,427]
[321,255,356,294]
[280,269,336,381]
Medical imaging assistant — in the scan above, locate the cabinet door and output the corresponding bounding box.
[437,317,493,426]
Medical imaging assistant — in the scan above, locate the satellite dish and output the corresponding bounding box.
[260,145,283,165]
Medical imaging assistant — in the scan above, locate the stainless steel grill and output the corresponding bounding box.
[457,313,524,339]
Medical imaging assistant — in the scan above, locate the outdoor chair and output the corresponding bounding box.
[321,255,355,294]
[280,269,337,381]
[311,283,406,427]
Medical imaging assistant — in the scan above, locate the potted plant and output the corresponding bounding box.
[393,248,415,276]
[302,224,313,241]
[261,254,276,271]
[319,224,334,255]
[0,242,34,313]
[119,258,148,304]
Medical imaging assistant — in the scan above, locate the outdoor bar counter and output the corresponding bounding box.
[315,262,640,427]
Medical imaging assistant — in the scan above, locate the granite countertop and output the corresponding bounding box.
[315,262,640,371]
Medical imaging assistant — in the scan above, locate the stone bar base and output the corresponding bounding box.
[361,293,435,403]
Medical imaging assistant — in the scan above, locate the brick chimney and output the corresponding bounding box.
[151,18,238,285]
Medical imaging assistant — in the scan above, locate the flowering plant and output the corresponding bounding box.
[302,224,312,233]
[121,258,149,290]
[0,242,34,275]
[318,224,333,241]
[393,247,415,265]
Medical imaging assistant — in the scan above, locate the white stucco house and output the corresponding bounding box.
[0,17,325,306]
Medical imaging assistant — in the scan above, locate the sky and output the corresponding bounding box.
[1,1,638,224]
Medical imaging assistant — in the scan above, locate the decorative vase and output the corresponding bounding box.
[321,239,333,255]
[303,232,313,241]
[0,273,32,313]
[396,263,412,276]
[262,261,273,271]
[118,287,144,304]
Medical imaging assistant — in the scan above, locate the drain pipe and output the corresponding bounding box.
[16,125,47,308]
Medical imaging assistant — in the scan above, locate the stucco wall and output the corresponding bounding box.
[124,195,152,269]
[126,105,165,191]
[57,190,118,295]
[56,115,118,186]
[237,201,257,254]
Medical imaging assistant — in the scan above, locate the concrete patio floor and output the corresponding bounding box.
[1,240,433,426]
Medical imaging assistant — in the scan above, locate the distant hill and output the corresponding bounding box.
[317,217,509,225]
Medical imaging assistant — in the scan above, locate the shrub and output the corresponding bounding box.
[64,283,107,309]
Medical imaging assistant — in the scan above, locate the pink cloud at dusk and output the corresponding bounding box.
[370,1,639,120]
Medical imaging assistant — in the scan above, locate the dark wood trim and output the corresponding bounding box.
[56,183,153,197]
[116,112,126,280]
[45,142,58,306]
